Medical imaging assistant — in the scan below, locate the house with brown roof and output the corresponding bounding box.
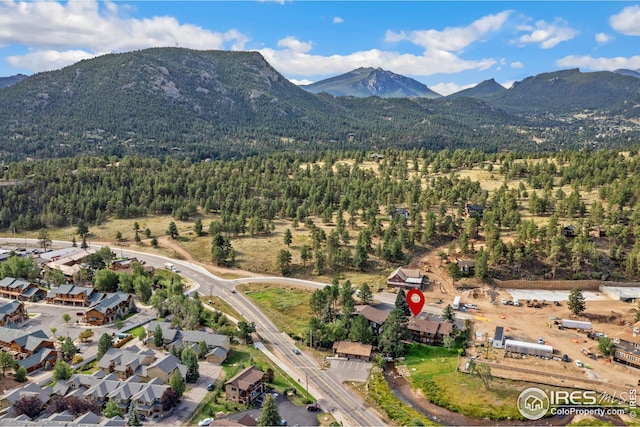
[225,366,266,406]
[386,267,429,290]
[0,277,46,302]
[353,305,388,335]
[0,326,57,372]
[332,341,373,361]
[407,318,455,346]
[84,292,135,326]
[46,284,97,307]
[0,299,28,326]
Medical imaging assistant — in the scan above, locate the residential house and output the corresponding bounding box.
[97,346,156,379]
[46,284,98,307]
[82,374,169,417]
[172,330,231,364]
[457,259,475,275]
[0,382,53,416]
[145,323,230,364]
[225,366,266,406]
[0,277,45,302]
[613,331,640,370]
[84,292,135,326]
[0,299,28,326]
[465,204,484,218]
[41,247,96,281]
[353,305,388,335]
[562,224,577,238]
[145,321,179,347]
[407,318,455,346]
[110,258,155,277]
[0,326,57,372]
[332,341,373,361]
[386,267,429,290]
[140,354,187,383]
[390,208,410,221]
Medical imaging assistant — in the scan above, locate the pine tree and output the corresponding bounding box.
[379,307,408,358]
[395,289,411,317]
[257,394,281,426]
[442,304,455,322]
[127,402,141,426]
[568,288,586,316]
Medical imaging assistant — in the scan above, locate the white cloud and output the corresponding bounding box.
[385,11,511,52]
[595,33,612,44]
[289,78,314,86]
[556,54,640,71]
[333,17,343,24]
[277,36,313,53]
[267,11,509,80]
[610,5,640,35]
[515,18,578,48]
[260,47,496,78]
[7,49,96,72]
[510,61,524,68]
[430,82,475,96]
[0,0,249,72]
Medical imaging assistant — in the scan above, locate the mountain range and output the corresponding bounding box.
[0,47,639,161]
[300,67,441,99]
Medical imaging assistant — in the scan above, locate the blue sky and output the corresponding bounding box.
[1,1,639,95]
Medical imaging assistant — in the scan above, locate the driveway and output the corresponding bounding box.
[224,393,320,427]
[147,362,224,426]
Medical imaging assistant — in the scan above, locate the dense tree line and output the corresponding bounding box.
[3,148,640,279]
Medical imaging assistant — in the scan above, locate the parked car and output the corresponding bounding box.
[307,402,321,412]
[207,383,215,391]
[562,354,570,362]
[575,360,583,368]
[199,418,213,427]
[279,419,287,426]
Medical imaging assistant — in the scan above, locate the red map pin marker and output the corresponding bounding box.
[406,289,425,316]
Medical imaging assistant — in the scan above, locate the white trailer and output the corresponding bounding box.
[452,296,461,310]
[561,319,592,330]
[504,339,554,358]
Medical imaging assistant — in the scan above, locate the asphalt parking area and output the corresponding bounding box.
[225,393,320,426]
[327,359,372,383]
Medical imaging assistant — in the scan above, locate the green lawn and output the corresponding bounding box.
[401,343,524,420]
[239,283,314,339]
[367,370,438,426]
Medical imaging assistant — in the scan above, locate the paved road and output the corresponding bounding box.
[4,239,386,427]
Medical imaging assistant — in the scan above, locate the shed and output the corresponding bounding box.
[492,326,505,349]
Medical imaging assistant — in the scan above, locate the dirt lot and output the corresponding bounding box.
[411,249,640,394]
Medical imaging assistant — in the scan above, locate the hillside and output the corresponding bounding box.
[446,79,506,101]
[486,68,640,115]
[0,74,28,89]
[301,67,442,99]
[0,48,639,161]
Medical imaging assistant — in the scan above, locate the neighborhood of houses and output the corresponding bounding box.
[3,242,640,425]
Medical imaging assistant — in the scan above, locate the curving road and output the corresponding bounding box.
[2,239,386,427]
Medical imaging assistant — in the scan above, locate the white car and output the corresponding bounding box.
[199,418,213,426]
[575,360,583,368]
